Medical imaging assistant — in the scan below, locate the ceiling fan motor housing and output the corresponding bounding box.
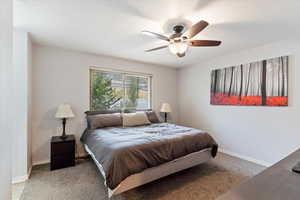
[173,25,184,33]
[169,25,186,39]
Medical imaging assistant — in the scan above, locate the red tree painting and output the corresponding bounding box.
[210,56,288,106]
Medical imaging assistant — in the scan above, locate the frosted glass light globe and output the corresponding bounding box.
[168,40,188,57]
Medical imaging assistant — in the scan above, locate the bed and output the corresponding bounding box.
[80,111,218,197]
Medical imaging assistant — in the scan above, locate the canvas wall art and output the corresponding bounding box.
[210,56,288,106]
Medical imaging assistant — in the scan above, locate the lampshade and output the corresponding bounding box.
[160,103,172,113]
[55,104,75,119]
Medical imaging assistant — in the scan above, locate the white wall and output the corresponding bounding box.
[178,39,300,166]
[32,45,178,164]
[12,30,32,182]
[0,0,12,198]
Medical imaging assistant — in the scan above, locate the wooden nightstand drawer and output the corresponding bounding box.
[51,141,75,156]
[50,135,75,170]
[51,155,75,170]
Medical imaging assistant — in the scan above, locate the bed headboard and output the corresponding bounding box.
[84,110,121,116]
[85,109,153,116]
[123,109,152,113]
[84,109,158,130]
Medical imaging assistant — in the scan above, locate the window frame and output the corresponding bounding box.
[89,66,153,111]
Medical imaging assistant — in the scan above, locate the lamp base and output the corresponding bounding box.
[60,118,67,140]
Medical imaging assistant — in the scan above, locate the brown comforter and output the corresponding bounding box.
[80,123,218,190]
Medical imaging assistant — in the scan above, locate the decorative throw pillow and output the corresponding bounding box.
[146,111,160,123]
[87,113,122,129]
[122,112,151,127]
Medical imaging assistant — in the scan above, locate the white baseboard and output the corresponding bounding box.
[12,175,28,184]
[219,148,272,167]
[12,166,32,184]
[28,165,32,179]
[32,159,49,166]
[32,153,88,167]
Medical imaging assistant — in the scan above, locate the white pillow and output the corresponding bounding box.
[122,112,151,127]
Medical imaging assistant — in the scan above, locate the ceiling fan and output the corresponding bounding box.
[142,20,221,57]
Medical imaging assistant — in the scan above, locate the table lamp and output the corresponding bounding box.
[55,104,74,139]
[160,103,172,122]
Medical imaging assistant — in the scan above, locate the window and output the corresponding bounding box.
[90,68,152,111]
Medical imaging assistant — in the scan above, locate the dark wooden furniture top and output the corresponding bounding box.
[51,135,75,170]
[217,148,300,200]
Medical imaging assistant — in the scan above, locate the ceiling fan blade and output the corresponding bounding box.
[183,20,209,39]
[145,45,168,52]
[141,31,170,41]
[189,40,221,46]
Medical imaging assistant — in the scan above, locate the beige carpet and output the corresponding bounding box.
[20,153,265,200]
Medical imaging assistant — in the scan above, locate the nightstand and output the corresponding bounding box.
[51,135,75,170]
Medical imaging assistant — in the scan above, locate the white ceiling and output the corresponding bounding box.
[14,0,300,68]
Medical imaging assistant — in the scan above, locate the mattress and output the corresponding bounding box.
[80,123,218,189]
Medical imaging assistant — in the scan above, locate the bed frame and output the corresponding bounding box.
[84,144,213,198]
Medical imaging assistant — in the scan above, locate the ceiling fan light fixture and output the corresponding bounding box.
[176,52,186,57]
[168,40,188,57]
[143,20,221,57]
